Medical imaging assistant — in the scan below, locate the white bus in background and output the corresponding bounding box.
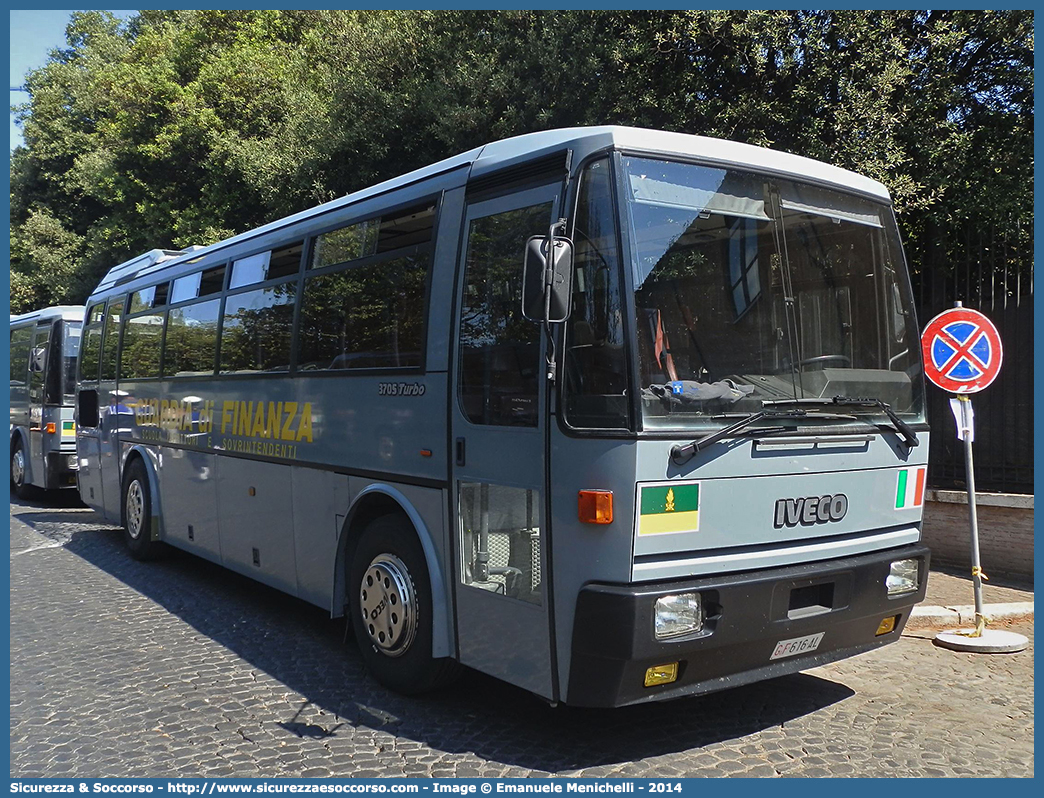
[10,306,84,498]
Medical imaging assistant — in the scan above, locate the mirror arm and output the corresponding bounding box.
[543,218,568,382]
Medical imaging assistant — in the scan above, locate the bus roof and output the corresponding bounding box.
[10,305,85,326]
[90,126,891,298]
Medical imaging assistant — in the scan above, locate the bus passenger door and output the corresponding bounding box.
[76,323,104,509]
[97,298,126,523]
[26,322,52,485]
[450,182,564,700]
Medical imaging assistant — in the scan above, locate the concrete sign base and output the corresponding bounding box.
[933,628,1029,653]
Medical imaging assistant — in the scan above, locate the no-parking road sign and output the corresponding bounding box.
[920,306,1003,393]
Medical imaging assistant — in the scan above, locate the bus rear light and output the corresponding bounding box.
[44,422,56,434]
[578,490,613,524]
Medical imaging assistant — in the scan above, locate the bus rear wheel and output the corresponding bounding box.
[348,514,460,694]
[10,438,36,500]
[122,459,164,560]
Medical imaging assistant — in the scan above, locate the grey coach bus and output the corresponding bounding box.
[76,127,930,707]
[10,306,84,497]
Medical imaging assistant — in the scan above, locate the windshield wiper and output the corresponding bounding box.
[669,408,853,465]
[762,395,919,449]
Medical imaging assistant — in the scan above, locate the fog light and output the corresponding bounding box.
[876,615,900,636]
[887,558,919,596]
[644,662,679,687]
[654,592,702,639]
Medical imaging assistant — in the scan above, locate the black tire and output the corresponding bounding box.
[121,458,164,560]
[348,514,460,694]
[10,438,37,500]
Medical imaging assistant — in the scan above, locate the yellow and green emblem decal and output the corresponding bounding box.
[638,482,700,535]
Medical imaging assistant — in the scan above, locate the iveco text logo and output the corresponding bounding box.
[774,494,849,528]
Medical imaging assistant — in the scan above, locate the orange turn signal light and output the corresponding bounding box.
[45,422,57,434]
[578,490,613,524]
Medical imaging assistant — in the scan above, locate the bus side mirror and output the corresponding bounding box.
[29,346,46,373]
[78,389,99,429]
[522,235,574,323]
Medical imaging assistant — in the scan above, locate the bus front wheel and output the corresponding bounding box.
[348,514,460,694]
[10,438,36,500]
[121,459,164,560]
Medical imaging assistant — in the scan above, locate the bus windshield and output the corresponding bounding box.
[61,321,82,404]
[623,156,924,431]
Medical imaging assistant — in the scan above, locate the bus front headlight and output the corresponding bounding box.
[887,558,919,596]
[654,592,702,639]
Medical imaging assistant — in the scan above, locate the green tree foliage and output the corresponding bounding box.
[9,10,1032,312]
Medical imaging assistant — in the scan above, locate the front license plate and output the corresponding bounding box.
[770,632,825,660]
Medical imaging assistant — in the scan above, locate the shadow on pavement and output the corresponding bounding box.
[59,520,855,772]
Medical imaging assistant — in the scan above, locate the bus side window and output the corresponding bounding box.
[79,327,103,383]
[28,324,52,404]
[10,327,33,386]
[163,299,220,377]
[220,283,297,373]
[121,312,165,379]
[298,253,429,371]
[100,299,125,382]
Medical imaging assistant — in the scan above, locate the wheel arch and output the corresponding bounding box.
[10,427,34,486]
[333,483,453,659]
[120,445,164,541]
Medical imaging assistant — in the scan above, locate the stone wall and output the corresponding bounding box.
[921,490,1034,580]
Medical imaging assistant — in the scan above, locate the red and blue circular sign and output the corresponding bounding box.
[921,307,1003,393]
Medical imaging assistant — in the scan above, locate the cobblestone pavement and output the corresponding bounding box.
[10,494,1034,778]
[920,566,1033,607]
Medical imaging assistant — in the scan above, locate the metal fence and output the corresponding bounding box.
[911,217,1034,494]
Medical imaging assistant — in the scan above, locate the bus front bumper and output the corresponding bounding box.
[45,450,79,489]
[566,544,930,708]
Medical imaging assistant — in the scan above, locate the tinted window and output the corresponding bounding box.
[29,324,51,403]
[199,265,226,297]
[120,313,164,379]
[100,300,125,381]
[61,322,81,400]
[311,221,378,269]
[86,302,106,325]
[128,282,168,313]
[376,204,435,252]
[79,327,102,382]
[298,253,429,371]
[310,204,434,271]
[220,283,296,373]
[564,158,630,429]
[458,201,552,426]
[230,242,302,288]
[164,299,220,377]
[129,286,156,314]
[10,327,32,384]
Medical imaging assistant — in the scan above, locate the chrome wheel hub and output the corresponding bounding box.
[11,449,24,487]
[125,480,145,540]
[360,554,416,657]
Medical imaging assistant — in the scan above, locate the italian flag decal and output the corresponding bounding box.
[895,467,926,510]
[638,482,700,535]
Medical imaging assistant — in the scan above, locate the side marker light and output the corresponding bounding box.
[578,490,613,524]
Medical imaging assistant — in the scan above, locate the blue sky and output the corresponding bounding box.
[9,9,136,151]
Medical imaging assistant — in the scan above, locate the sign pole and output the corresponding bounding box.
[924,302,1027,653]
[956,395,986,637]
